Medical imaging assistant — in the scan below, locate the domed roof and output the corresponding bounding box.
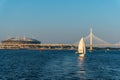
[4,37,40,42]
[1,37,41,44]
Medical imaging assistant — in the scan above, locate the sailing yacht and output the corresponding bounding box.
[77,37,86,57]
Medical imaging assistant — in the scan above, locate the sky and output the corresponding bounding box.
[0,0,120,44]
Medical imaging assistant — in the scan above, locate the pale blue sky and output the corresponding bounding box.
[0,0,120,43]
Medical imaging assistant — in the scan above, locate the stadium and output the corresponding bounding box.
[1,37,41,44]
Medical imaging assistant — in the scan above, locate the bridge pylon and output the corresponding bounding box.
[90,28,93,51]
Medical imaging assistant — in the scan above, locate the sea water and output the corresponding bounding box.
[0,50,120,79]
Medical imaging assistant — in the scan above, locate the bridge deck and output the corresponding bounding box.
[0,44,76,50]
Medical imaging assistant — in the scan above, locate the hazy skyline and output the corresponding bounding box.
[0,0,120,44]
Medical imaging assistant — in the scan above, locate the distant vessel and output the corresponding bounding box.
[77,37,86,57]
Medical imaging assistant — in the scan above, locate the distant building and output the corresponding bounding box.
[1,37,41,44]
[0,37,76,50]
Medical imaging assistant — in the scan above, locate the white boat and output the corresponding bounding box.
[77,37,86,57]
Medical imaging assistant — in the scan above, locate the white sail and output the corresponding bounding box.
[78,37,86,55]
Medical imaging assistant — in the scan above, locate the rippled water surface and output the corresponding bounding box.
[0,50,120,80]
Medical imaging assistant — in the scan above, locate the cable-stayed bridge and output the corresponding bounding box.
[74,29,120,50]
